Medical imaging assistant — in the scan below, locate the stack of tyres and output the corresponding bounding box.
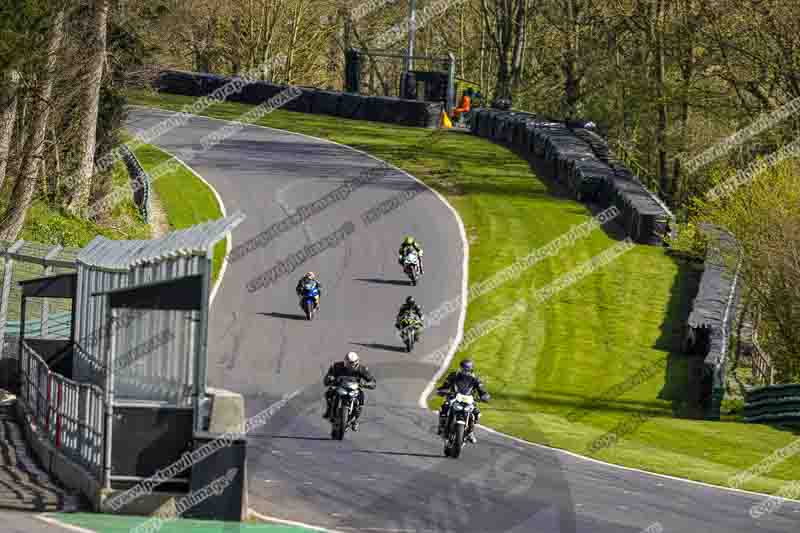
[312,90,342,116]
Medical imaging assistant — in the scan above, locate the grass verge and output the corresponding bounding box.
[128,141,227,284]
[0,156,150,323]
[125,88,800,496]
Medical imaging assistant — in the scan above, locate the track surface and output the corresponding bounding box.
[124,108,799,533]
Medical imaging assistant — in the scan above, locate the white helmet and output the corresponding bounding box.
[345,351,360,368]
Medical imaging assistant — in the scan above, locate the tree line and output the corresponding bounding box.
[0,0,797,381]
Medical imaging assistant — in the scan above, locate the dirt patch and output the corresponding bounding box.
[148,188,170,238]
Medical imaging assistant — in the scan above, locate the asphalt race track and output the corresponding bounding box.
[124,108,800,533]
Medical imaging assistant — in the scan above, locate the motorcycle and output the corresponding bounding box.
[402,250,421,285]
[398,313,423,352]
[328,376,373,440]
[438,387,481,459]
[299,281,320,320]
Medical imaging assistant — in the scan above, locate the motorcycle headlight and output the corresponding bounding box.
[349,391,358,396]
[452,404,463,411]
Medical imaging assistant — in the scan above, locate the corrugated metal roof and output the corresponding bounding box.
[77,212,245,270]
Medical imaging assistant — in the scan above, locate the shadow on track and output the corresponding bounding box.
[353,277,411,286]
[351,449,443,459]
[350,342,407,353]
[258,312,308,321]
[260,435,331,441]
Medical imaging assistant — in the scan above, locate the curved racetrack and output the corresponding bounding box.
[125,108,799,533]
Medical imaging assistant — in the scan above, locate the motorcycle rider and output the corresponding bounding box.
[296,272,321,310]
[323,351,376,431]
[396,296,424,340]
[398,236,424,274]
[436,359,490,443]
[396,296,423,324]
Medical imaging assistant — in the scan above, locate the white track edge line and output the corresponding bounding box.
[161,153,230,307]
[129,105,469,385]
[474,423,800,504]
[35,514,98,533]
[130,105,800,505]
[249,508,347,532]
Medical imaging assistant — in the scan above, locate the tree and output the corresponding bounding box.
[479,0,527,103]
[0,70,19,187]
[0,8,66,240]
[64,0,110,216]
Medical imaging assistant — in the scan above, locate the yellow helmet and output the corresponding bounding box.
[403,236,415,245]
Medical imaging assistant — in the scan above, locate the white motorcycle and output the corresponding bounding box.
[402,250,422,285]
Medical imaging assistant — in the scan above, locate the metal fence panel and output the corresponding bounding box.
[19,341,104,479]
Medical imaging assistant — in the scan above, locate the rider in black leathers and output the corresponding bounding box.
[396,296,424,342]
[436,359,490,443]
[323,351,376,431]
[396,296,423,325]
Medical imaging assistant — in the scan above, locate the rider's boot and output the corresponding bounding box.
[351,406,362,431]
[323,400,332,420]
[466,418,477,443]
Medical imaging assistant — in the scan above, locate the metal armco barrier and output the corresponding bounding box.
[119,144,151,223]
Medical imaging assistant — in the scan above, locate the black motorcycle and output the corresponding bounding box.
[398,313,423,352]
[329,376,374,440]
[438,385,486,458]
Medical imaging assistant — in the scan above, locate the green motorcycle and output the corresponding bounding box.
[397,313,423,352]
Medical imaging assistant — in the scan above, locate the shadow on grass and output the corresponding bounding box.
[488,390,672,418]
[471,135,631,243]
[653,255,705,419]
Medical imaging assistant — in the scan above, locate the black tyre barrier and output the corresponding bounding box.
[337,92,371,121]
[312,90,341,116]
[684,224,742,420]
[744,384,800,425]
[155,70,443,129]
[280,86,315,113]
[470,109,673,246]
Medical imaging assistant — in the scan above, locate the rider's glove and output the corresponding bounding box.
[480,393,490,402]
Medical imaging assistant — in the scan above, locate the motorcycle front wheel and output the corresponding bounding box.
[334,402,348,440]
[450,423,465,458]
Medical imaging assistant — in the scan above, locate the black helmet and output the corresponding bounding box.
[459,359,474,375]
[406,296,415,305]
